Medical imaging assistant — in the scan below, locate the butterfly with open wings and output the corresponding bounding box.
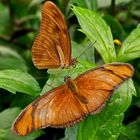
[12,1,134,136]
[12,63,134,136]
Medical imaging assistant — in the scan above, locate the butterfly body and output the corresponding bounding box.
[65,76,88,104]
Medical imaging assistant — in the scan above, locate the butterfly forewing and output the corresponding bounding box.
[12,63,134,136]
[32,1,71,69]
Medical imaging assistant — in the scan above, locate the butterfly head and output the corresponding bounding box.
[64,76,78,94]
[64,76,71,83]
[71,58,78,68]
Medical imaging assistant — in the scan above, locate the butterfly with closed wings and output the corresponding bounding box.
[32,1,77,69]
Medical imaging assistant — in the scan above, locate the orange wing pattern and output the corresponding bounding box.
[12,85,88,136]
[75,63,134,114]
[12,63,134,136]
[32,1,71,69]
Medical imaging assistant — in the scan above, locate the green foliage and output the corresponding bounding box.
[0,3,10,35]
[72,0,98,11]
[103,15,125,40]
[61,125,78,140]
[0,69,41,95]
[0,0,140,140]
[118,117,140,140]
[72,6,116,63]
[0,46,27,71]
[117,24,140,62]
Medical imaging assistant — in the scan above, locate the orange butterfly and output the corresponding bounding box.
[12,63,134,136]
[32,1,77,69]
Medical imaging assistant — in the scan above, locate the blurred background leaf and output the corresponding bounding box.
[0,0,140,140]
[0,69,41,95]
[117,24,140,62]
[118,117,140,140]
[0,45,27,71]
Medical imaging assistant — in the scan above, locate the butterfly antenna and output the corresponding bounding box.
[67,69,71,76]
[77,41,96,59]
[44,74,56,92]
[78,61,88,69]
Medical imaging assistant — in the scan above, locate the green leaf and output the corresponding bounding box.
[0,46,23,60]
[0,69,41,96]
[0,3,10,35]
[0,46,28,71]
[0,108,20,129]
[117,24,140,62]
[128,79,137,96]
[103,15,125,40]
[71,41,95,63]
[72,0,98,11]
[0,128,7,138]
[76,79,135,140]
[72,6,116,63]
[29,0,44,8]
[11,93,37,108]
[118,117,140,140]
[0,108,42,140]
[9,0,31,18]
[0,57,27,71]
[60,126,78,140]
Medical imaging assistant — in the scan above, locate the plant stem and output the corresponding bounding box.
[111,0,116,15]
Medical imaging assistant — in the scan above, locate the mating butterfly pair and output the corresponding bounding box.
[12,1,134,136]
